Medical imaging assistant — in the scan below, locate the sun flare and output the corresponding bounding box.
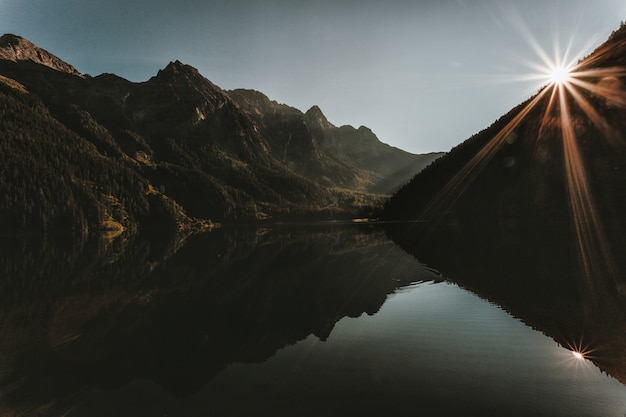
[414,14,626,284]
[564,339,598,368]
[549,65,573,85]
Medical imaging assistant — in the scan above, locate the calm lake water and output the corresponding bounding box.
[1,224,625,416]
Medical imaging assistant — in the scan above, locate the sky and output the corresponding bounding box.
[2,0,626,153]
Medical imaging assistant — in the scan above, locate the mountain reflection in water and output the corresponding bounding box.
[387,214,626,388]
[0,224,625,416]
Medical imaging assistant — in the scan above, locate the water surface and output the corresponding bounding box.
[0,224,624,416]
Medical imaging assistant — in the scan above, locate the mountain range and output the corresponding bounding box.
[0,34,441,234]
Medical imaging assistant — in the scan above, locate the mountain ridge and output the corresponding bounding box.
[0,34,82,77]
[0,34,437,234]
[227,88,441,194]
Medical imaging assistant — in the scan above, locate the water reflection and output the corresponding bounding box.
[387,213,626,388]
[0,225,437,415]
[59,281,626,417]
[2,224,626,416]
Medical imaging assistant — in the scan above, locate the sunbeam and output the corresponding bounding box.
[408,14,626,288]
[415,86,551,221]
[563,335,599,364]
[536,49,622,288]
[549,65,572,85]
[527,50,622,287]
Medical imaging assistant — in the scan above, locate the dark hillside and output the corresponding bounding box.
[0,77,182,233]
[384,23,626,384]
[385,24,626,248]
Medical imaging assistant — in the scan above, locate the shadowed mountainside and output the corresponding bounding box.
[384,23,626,384]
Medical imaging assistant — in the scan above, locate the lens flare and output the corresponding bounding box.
[564,337,597,365]
[410,8,626,287]
[548,65,572,85]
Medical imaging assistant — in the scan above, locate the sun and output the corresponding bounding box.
[548,65,572,86]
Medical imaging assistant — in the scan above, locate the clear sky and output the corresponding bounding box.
[2,0,626,153]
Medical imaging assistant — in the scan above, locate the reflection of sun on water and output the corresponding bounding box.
[563,337,599,369]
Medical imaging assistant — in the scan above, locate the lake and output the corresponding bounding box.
[1,224,625,416]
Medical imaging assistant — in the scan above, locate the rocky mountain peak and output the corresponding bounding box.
[304,105,334,130]
[163,59,191,72]
[227,89,273,115]
[151,60,224,99]
[156,60,205,82]
[0,34,82,77]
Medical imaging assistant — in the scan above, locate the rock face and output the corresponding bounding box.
[0,34,437,233]
[0,34,82,76]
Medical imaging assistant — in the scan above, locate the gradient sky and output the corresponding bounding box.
[2,0,626,153]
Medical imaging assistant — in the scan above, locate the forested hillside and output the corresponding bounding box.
[0,34,435,234]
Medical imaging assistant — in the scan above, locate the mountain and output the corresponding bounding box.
[383,23,626,383]
[227,89,442,194]
[384,22,626,248]
[0,34,435,234]
[0,34,82,76]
